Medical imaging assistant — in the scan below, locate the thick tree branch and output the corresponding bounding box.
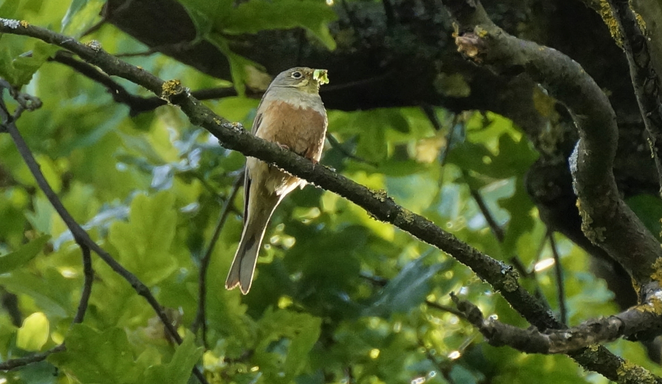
[0,18,641,382]
[441,0,662,296]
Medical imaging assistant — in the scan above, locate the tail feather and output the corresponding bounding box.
[225,193,278,294]
[225,231,262,294]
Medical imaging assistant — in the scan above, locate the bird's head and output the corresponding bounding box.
[270,67,329,94]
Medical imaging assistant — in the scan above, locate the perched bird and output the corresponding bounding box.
[225,67,329,294]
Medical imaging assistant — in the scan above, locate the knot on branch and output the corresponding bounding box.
[454,31,487,63]
[160,79,189,104]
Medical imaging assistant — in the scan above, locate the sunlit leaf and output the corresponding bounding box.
[16,312,49,351]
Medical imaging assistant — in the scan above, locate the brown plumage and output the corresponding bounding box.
[225,67,328,294]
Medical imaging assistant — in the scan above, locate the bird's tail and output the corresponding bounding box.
[225,198,278,294]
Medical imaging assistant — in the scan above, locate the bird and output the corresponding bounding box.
[225,67,329,294]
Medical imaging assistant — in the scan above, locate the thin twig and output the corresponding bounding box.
[425,299,465,318]
[382,0,396,28]
[72,245,93,324]
[0,344,66,370]
[192,172,243,347]
[548,232,567,325]
[81,0,135,37]
[439,114,459,169]
[420,104,443,131]
[467,186,505,242]
[326,133,377,166]
[463,175,532,277]
[51,52,237,116]
[1,291,21,326]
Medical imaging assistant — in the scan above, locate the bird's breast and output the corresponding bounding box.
[256,99,327,161]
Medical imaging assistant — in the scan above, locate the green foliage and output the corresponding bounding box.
[178,0,337,92]
[49,325,203,384]
[0,235,49,274]
[0,2,653,384]
[365,254,448,318]
[108,192,178,286]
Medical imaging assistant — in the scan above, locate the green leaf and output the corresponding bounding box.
[48,324,139,383]
[627,194,662,238]
[142,332,203,384]
[219,0,337,50]
[16,312,49,351]
[0,235,49,274]
[0,0,20,17]
[61,0,104,35]
[108,192,178,285]
[0,39,58,87]
[206,34,259,96]
[0,269,74,318]
[176,0,218,39]
[364,254,448,317]
[253,309,322,383]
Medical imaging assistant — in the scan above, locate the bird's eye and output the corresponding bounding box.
[291,71,303,79]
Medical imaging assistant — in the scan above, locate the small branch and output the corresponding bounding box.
[382,0,396,28]
[326,133,377,166]
[51,51,237,116]
[192,172,243,347]
[467,185,504,242]
[549,232,567,325]
[72,245,93,324]
[0,344,66,371]
[452,292,662,357]
[425,299,466,318]
[1,291,21,327]
[464,176,535,279]
[420,104,444,131]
